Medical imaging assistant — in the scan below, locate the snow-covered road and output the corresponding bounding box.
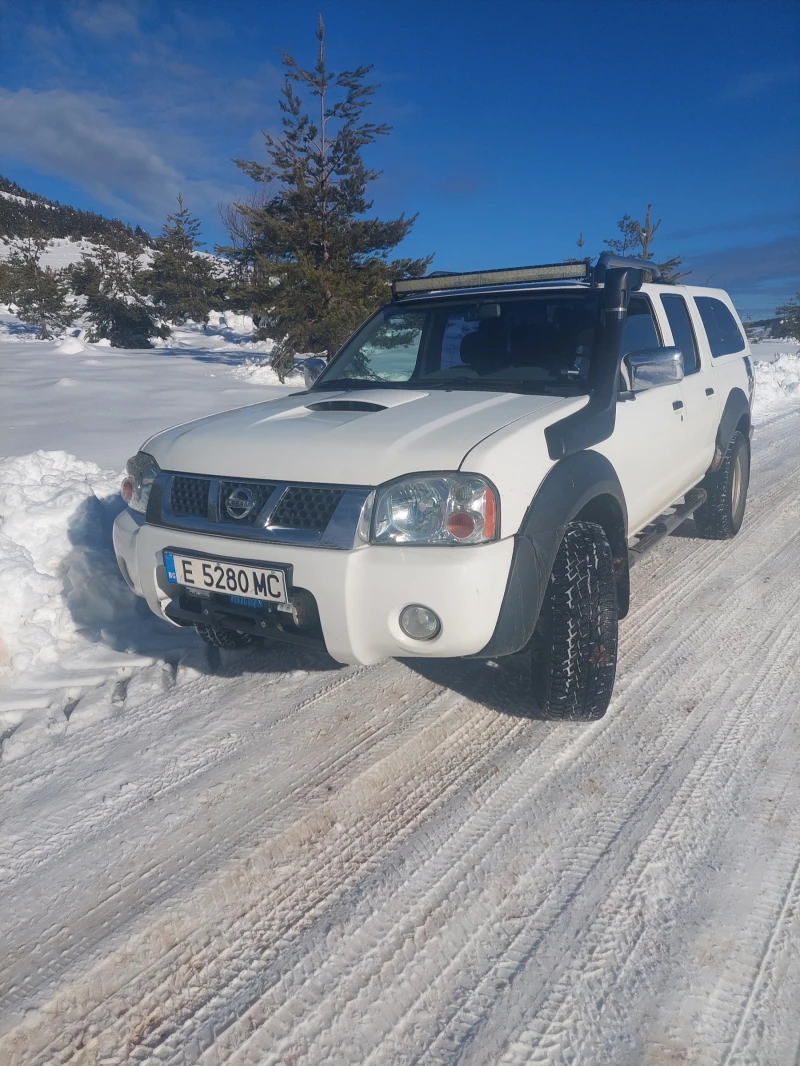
[2,403,799,1064]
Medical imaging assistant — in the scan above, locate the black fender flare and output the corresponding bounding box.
[474,451,629,658]
[710,387,751,472]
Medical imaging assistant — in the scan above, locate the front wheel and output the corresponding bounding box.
[530,521,619,722]
[694,429,750,540]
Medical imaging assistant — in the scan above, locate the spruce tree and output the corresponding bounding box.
[81,235,168,349]
[3,236,76,338]
[774,294,800,341]
[603,204,690,282]
[221,16,432,380]
[147,196,226,324]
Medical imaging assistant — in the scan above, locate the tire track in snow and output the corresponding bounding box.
[492,607,800,1066]
[1,659,456,1014]
[0,694,538,1064]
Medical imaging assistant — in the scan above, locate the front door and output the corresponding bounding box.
[596,295,690,534]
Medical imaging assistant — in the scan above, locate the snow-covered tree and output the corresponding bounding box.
[2,236,76,338]
[774,294,800,341]
[220,16,432,380]
[79,236,168,349]
[146,196,227,324]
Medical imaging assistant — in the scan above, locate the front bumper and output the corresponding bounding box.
[112,509,514,665]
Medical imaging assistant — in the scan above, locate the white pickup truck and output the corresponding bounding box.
[113,255,754,721]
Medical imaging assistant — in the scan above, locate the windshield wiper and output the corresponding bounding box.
[313,378,404,391]
[419,377,574,396]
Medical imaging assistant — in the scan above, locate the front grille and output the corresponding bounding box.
[219,480,277,525]
[269,486,344,531]
[171,476,209,517]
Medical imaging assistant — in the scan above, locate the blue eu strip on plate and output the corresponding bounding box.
[164,552,177,583]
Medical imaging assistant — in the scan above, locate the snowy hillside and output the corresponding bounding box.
[1,300,799,1064]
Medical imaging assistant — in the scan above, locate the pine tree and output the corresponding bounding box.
[774,294,800,341]
[146,196,227,324]
[220,16,432,380]
[81,234,168,348]
[603,214,638,256]
[3,236,76,338]
[603,204,690,283]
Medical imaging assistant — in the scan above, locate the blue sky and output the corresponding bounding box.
[0,0,798,317]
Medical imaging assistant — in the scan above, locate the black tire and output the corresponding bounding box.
[530,521,619,722]
[694,429,750,540]
[194,624,258,649]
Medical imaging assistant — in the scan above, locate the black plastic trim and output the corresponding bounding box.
[711,387,751,472]
[474,451,628,658]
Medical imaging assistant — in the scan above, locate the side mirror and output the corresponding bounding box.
[624,346,684,392]
[303,356,327,389]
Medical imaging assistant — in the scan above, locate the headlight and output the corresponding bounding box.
[121,452,160,514]
[370,473,498,546]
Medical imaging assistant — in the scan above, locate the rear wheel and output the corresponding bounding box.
[694,429,750,540]
[194,624,258,649]
[530,521,619,722]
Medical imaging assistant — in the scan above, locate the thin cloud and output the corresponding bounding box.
[721,66,800,101]
[68,0,139,39]
[668,211,800,242]
[0,88,182,220]
[684,236,800,291]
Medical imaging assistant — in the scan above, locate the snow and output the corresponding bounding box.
[0,235,100,270]
[1,304,800,1063]
[0,310,295,465]
[0,190,53,208]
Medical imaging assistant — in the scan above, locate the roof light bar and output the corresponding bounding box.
[392,261,590,299]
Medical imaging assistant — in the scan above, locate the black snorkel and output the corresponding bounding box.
[545,260,649,461]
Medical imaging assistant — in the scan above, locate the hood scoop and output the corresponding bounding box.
[306,399,387,413]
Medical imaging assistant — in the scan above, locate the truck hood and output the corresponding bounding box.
[143,387,570,485]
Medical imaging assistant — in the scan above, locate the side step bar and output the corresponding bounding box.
[628,488,707,567]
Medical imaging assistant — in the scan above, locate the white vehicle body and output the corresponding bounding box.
[114,267,753,670]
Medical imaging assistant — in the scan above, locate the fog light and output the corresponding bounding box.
[399,604,441,641]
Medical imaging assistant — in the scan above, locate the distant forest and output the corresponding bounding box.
[0,175,153,246]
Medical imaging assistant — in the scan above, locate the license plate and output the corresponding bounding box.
[164,551,288,603]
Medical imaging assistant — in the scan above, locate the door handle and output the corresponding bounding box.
[705,387,715,396]
[673,400,684,410]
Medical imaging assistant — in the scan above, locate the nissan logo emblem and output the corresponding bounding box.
[225,486,256,520]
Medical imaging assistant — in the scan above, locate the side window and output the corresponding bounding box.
[694,297,745,357]
[661,294,700,374]
[621,297,661,355]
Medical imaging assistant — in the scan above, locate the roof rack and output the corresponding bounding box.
[391,254,663,300]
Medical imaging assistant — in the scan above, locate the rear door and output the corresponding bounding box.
[659,291,719,483]
[598,295,689,533]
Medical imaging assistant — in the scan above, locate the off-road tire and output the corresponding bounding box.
[195,624,258,649]
[530,521,619,722]
[694,429,750,540]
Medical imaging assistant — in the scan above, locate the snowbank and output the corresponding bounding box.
[753,349,800,420]
[0,451,122,677]
[0,451,201,759]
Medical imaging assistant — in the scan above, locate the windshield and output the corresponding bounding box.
[315,291,600,394]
